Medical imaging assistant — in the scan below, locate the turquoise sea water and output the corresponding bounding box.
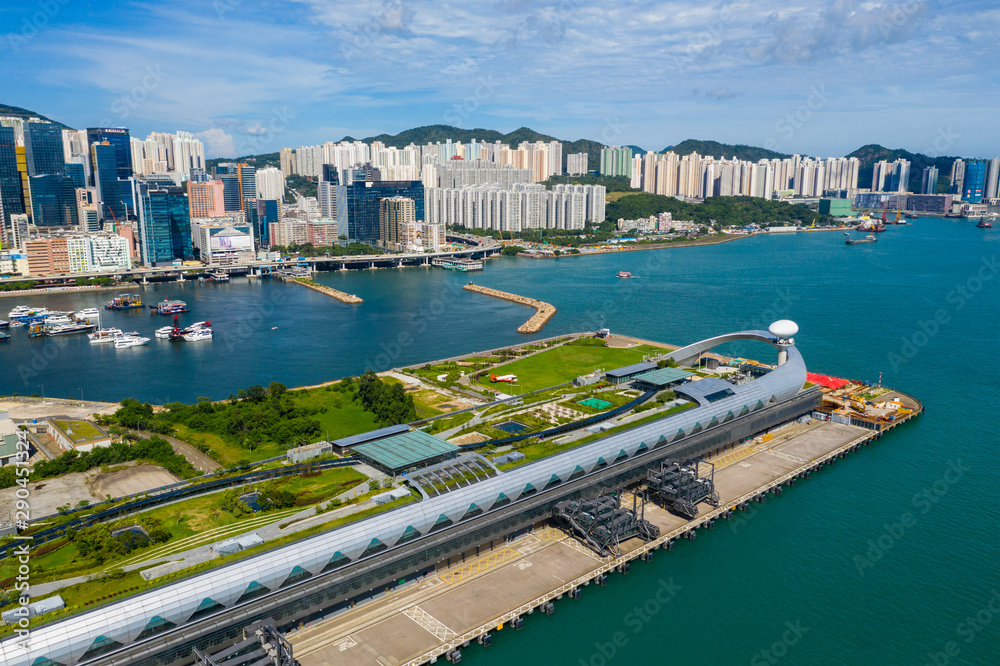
[0,220,997,664]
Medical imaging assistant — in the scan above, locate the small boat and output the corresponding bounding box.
[906,213,918,219]
[0,331,9,341]
[155,326,176,339]
[0,319,8,328]
[616,271,633,279]
[182,328,213,342]
[89,327,125,343]
[151,299,190,315]
[74,308,100,320]
[105,294,144,310]
[846,235,878,245]
[8,319,26,328]
[48,323,96,336]
[976,217,992,229]
[114,335,150,349]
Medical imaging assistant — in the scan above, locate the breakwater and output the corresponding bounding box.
[463,283,556,333]
[292,278,364,304]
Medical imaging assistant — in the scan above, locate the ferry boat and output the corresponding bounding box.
[182,328,213,342]
[114,335,151,349]
[616,271,633,279]
[89,327,125,344]
[74,308,100,323]
[8,306,53,320]
[48,322,96,336]
[845,235,878,245]
[151,299,190,315]
[105,294,144,310]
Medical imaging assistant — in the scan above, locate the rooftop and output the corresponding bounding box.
[332,424,411,449]
[48,419,108,445]
[354,430,459,473]
[605,361,658,378]
[631,366,693,388]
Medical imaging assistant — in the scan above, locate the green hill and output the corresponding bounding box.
[0,102,71,129]
[847,144,959,194]
[605,193,830,226]
[662,139,791,162]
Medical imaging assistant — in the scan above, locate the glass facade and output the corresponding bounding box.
[24,121,66,176]
[29,174,76,226]
[65,162,86,189]
[137,184,192,265]
[256,198,280,246]
[962,160,986,203]
[219,174,241,212]
[86,127,133,179]
[92,143,124,222]
[0,126,24,224]
[347,180,424,244]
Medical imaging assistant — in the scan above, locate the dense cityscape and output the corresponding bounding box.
[0,115,998,280]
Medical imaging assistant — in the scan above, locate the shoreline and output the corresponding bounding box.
[0,282,140,299]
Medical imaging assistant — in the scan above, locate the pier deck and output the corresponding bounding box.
[290,418,879,665]
[462,283,557,333]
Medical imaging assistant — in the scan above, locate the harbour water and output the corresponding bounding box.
[1,220,998,663]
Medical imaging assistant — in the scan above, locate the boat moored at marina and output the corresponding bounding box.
[105,294,144,310]
[88,327,125,343]
[151,299,190,315]
[182,327,213,341]
[114,335,151,349]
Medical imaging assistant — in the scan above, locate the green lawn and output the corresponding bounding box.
[287,386,380,442]
[481,342,664,392]
[50,419,105,444]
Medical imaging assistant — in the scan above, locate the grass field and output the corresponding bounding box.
[481,341,664,392]
[288,386,380,442]
[50,419,106,444]
[607,191,641,202]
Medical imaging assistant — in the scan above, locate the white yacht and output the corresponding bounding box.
[155,326,177,339]
[48,322,95,336]
[74,308,100,323]
[182,328,213,342]
[114,335,150,349]
[88,328,125,343]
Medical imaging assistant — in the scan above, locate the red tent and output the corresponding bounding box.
[806,372,849,390]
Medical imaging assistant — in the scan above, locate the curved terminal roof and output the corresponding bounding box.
[3,330,805,666]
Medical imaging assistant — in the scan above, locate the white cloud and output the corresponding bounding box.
[196,128,237,157]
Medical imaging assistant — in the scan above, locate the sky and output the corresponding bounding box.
[1,0,997,159]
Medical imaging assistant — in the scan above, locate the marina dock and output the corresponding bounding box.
[292,278,364,304]
[288,413,915,665]
[463,283,556,333]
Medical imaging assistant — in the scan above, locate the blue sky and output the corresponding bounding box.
[1,0,997,158]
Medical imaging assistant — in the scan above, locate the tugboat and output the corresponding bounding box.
[846,235,878,245]
[976,216,992,229]
[105,294,144,310]
[151,299,190,315]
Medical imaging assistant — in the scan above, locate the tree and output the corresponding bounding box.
[268,382,287,399]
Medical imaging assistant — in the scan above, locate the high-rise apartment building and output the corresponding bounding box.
[256,167,285,201]
[566,152,588,176]
[922,166,939,194]
[985,157,1000,200]
[25,237,70,275]
[949,158,965,195]
[378,196,416,249]
[600,147,633,177]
